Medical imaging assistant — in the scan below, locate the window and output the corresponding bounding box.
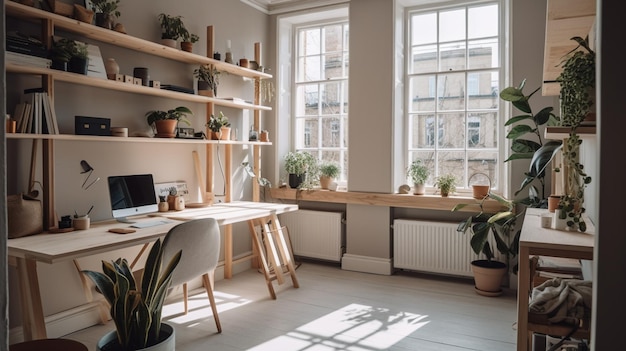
[294,21,349,182]
[406,1,502,191]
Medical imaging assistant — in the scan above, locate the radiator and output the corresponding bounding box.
[278,210,344,262]
[393,219,504,277]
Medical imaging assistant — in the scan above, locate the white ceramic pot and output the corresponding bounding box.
[96,323,175,351]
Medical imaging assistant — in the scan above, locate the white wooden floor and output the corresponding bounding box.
[64,261,518,350]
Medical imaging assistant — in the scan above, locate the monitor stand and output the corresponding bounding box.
[115,217,136,224]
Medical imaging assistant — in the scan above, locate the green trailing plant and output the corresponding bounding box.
[90,0,121,18]
[434,173,457,196]
[206,111,230,132]
[180,29,199,44]
[319,161,340,179]
[193,64,220,95]
[499,79,562,207]
[453,192,522,269]
[406,159,429,185]
[555,36,595,232]
[158,13,186,40]
[145,106,193,128]
[82,238,182,351]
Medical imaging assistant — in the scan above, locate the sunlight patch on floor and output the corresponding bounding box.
[162,290,252,324]
[246,303,429,350]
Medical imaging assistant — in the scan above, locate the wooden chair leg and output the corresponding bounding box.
[183,283,188,315]
[202,272,222,333]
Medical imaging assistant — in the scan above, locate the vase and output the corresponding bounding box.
[155,120,178,138]
[288,174,305,189]
[181,42,193,52]
[96,323,175,351]
[68,57,89,75]
[471,260,507,296]
[104,58,119,79]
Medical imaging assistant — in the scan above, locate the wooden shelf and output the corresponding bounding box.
[6,132,272,145]
[5,0,272,80]
[544,125,596,139]
[6,64,271,111]
[542,0,596,96]
[269,188,506,213]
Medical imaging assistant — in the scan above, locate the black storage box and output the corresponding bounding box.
[75,116,111,136]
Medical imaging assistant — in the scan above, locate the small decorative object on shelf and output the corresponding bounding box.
[260,130,269,142]
[206,111,230,140]
[104,58,119,79]
[158,196,169,212]
[193,64,220,97]
[89,0,121,30]
[213,52,221,61]
[73,4,94,24]
[145,106,193,138]
[406,159,429,195]
[239,58,249,68]
[158,13,186,48]
[225,39,233,64]
[180,29,199,53]
[434,173,457,197]
[133,67,149,87]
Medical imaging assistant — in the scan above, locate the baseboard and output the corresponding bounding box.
[9,301,106,343]
[341,254,393,275]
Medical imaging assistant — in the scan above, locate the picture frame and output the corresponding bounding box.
[83,0,93,11]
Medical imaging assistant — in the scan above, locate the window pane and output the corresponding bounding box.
[467,71,499,109]
[411,44,438,74]
[320,81,341,115]
[440,41,466,71]
[439,9,465,42]
[322,117,341,147]
[468,4,498,39]
[411,12,437,45]
[409,151,436,185]
[409,75,436,112]
[296,117,319,148]
[438,151,466,182]
[300,28,320,55]
[409,114,436,148]
[468,38,499,69]
[467,113,497,148]
[438,113,465,148]
[437,73,465,110]
[468,150,499,189]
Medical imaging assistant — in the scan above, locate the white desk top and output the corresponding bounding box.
[8,201,298,264]
[520,208,595,254]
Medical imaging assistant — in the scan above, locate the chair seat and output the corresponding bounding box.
[10,338,88,351]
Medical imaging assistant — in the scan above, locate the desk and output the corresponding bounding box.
[517,208,594,351]
[8,201,298,341]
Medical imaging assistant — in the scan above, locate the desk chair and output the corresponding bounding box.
[161,218,222,333]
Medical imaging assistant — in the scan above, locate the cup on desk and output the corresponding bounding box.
[540,213,552,228]
[73,216,90,230]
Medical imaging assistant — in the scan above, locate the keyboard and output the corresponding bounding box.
[130,219,173,229]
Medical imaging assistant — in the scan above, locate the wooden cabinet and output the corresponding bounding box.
[5,0,271,227]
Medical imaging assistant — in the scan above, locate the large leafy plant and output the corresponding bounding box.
[82,238,181,350]
[145,106,193,127]
[499,79,562,207]
[406,159,429,185]
[284,151,317,176]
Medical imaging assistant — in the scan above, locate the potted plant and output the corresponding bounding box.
[406,159,429,195]
[434,174,457,197]
[145,106,192,138]
[49,37,74,71]
[158,13,185,48]
[284,151,317,189]
[90,0,121,29]
[193,64,220,97]
[82,238,181,351]
[453,192,522,296]
[499,79,563,208]
[318,161,340,190]
[180,28,199,53]
[556,36,595,232]
[67,40,89,75]
[206,111,230,140]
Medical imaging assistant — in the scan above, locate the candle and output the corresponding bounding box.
[226,40,231,50]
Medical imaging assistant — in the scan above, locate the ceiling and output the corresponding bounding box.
[240,0,348,14]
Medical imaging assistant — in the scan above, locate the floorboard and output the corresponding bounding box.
[62,260,517,350]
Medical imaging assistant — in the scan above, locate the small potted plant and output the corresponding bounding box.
[206,111,230,140]
[193,64,220,97]
[406,159,429,195]
[180,28,199,53]
[158,13,185,48]
[284,151,317,189]
[67,40,89,75]
[434,173,457,197]
[145,106,192,138]
[82,238,181,350]
[318,161,340,190]
[49,37,75,71]
[90,0,121,29]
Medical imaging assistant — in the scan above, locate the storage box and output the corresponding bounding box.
[75,116,111,136]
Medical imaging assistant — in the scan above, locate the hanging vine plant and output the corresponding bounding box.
[556,36,595,232]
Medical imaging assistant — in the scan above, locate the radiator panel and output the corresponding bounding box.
[279,210,344,262]
[393,219,504,277]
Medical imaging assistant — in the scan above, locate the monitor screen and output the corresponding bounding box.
[107,174,158,223]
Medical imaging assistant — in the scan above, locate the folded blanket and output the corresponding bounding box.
[529,278,592,325]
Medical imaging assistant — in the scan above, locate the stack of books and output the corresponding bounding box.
[13,88,59,134]
[6,31,51,68]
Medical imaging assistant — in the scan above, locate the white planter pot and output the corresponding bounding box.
[96,323,175,351]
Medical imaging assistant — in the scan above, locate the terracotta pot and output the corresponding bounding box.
[471,260,507,296]
[320,176,333,190]
[219,127,231,140]
[472,185,490,199]
[155,120,178,138]
[548,195,561,213]
[181,42,193,52]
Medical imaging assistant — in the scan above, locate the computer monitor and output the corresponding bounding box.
[107,174,159,223]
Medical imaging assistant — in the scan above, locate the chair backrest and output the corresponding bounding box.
[161,218,221,287]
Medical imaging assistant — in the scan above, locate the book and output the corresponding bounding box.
[6,51,52,69]
[41,93,58,134]
[19,103,32,133]
[12,103,26,132]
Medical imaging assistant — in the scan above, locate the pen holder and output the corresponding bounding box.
[73,216,90,230]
